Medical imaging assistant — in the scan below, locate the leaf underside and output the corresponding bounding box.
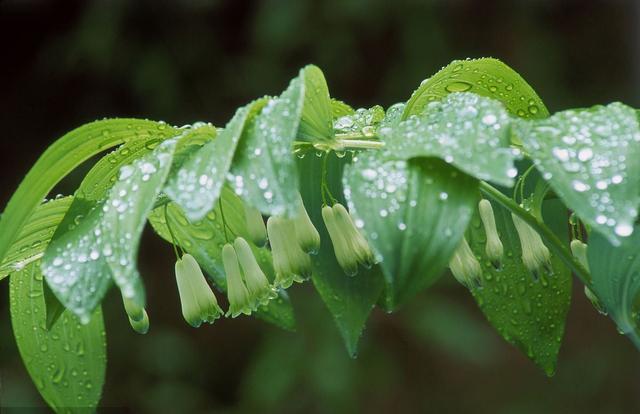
[344,154,478,310]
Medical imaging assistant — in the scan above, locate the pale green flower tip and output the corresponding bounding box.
[268,216,313,286]
[331,203,375,275]
[478,199,503,267]
[223,243,253,318]
[294,197,321,255]
[233,237,276,308]
[129,309,149,334]
[511,213,551,277]
[175,253,223,328]
[122,295,145,322]
[449,238,482,289]
[584,286,607,315]
[244,204,268,247]
[570,239,589,271]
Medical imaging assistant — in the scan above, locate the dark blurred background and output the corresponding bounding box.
[1,0,640,412]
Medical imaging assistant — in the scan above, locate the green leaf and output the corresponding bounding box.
[0,119,178,270]
[165,107,256,221]
[0,197,72,280]
[331,99,355,118]
[148,187,296,331]
[382,92,518,187]
[403,58,548,120]
[298,65,333,142]
[10,261,106,412]
[516,102,640,245]
[589,226,640,348]
[230,75,305,217]
[43,138,178,322]
[298,154,384,355]
[467,199,572,376]
[343,154,478,309]
[76,123,209,204]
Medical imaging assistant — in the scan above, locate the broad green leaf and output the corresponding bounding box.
[148,187,296,331]
[10,261,106,412]
[40,124,210,327]
[230,75,305,217]
[298,154,384,355]
[516,102,640,245]
[43,139,178,322]
[343,154,478,309]
[165,107,256,221]
[381,93,518,187]
[77,123,211,203]
[589,226,640,348]
[298,65,333,142]
[0,197,72,279]
[0,119,177,269]
[467,199,572,376]
[403,58,548,120]
[333,105,385,135]
[331,99,354,118]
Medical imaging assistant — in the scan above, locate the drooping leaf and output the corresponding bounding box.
[298,153,384,355]
[466,199,572,376]
[381,92,518,187]
[164,107,257,221]
[403,58,548,120]
[148,187,296,331]
[0,119,177,270]
[0,197,72,280]
[10,261,106,412]
[516,102,640,245]
[343,153,478,309]
[229,75,305,217]
[78,122,213,203]
[42,138,178,322]
[589,226,640,348]
[298,65,333,142]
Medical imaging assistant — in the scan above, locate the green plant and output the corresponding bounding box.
[1,58,639,411]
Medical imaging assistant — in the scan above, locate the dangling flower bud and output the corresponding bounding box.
[511,213,551,278]
[293,194,320,254]
[322,205,356,275]
[322,203,375,276]
[175,253,223,327]
[333,204,375,267]
[570,239,606,315]
[478,199,503,268]
[267,216,312,288]
[122,295,149,334]
[449,237,482,289]
[222,244,253,317]
[244,204,267,247]
[234,237,276,307]
[128,309,150,334]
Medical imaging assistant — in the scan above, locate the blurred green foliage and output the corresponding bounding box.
[1,0,639,412]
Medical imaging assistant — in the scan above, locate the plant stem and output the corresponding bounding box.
[164,205,182,260]
[334,139,385,150]
[479,180,592,287]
